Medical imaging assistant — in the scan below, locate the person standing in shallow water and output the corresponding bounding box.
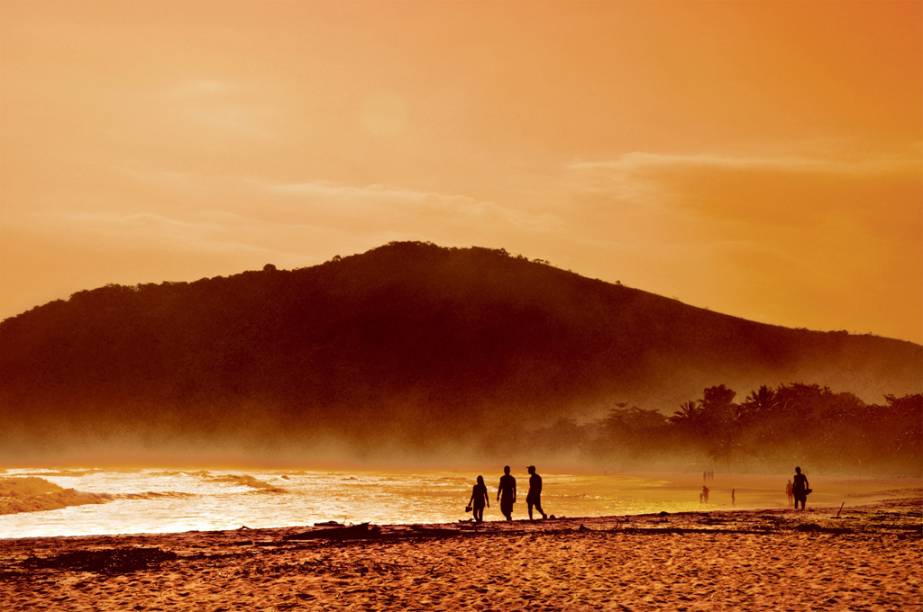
[468,475,489,523]
[792,467,810,511]
[526,465,548,520]
[497,466,516,521]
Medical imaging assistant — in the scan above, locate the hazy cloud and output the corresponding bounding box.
[565,150,923,236]
[552,148,923,339]
[268,180,558,232]
[568,151,922,175]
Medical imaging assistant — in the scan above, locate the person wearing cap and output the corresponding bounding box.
[526,465,548,520]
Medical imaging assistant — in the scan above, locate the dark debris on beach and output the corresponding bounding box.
[21,547,178,575]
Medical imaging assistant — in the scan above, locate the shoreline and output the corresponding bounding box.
[4,468,920,541]
[2,497,920,609]
[0,496,912,543]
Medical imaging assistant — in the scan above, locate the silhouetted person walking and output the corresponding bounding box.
[526,465,547,520]
[497,466,516,521]
[792,467,809,511]
[468,475,489,523]
[786,479,794,508]
[731,488,736,506]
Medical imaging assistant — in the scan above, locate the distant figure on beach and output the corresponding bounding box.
[497,466,517,521]
[526,465,548,520]
[701,485,710,503]
[731,488,736,506]
[792,467,810,511]
[786,479,794,507]
[468,475,489,523]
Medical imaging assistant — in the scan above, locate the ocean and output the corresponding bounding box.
[0,468,917,539]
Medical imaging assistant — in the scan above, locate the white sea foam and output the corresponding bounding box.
[0,469,918,539]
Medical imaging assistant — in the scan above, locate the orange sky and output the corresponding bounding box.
[2,1,922,342]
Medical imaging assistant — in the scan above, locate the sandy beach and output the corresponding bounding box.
[1,497,919,610]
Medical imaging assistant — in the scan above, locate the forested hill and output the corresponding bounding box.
[0,242,920,456]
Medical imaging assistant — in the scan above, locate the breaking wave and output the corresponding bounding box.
[117,491,196,500]
[0,477,110,515]
[201,473,286,493]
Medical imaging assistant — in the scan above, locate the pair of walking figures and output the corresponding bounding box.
[467,465,547,523]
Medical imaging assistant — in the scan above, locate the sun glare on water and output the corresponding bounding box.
[1,468,917,539]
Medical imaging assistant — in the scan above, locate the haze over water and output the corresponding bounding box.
[2,468,918,539]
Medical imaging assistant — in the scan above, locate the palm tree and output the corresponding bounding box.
[670,400,702,432]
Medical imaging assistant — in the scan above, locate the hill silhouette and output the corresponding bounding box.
[0,241,920,462]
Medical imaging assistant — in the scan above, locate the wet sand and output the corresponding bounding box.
[1,498,920,610]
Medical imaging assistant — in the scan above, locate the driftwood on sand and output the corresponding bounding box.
[283,523,381,541]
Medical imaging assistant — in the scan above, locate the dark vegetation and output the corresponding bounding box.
[530,384,922,474]
[0,241,920,469]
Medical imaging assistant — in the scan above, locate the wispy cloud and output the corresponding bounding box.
[165,79,234,99]
[568,151,923,175]
[267,180,557,230]
[554,147,923,331]
[15,170,562,267]
[269,180,486,206]
[154,78,277,141]
[25,210,292,257]
[564,150,923,233]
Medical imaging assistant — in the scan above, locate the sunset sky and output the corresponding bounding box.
[2,1,921,342]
